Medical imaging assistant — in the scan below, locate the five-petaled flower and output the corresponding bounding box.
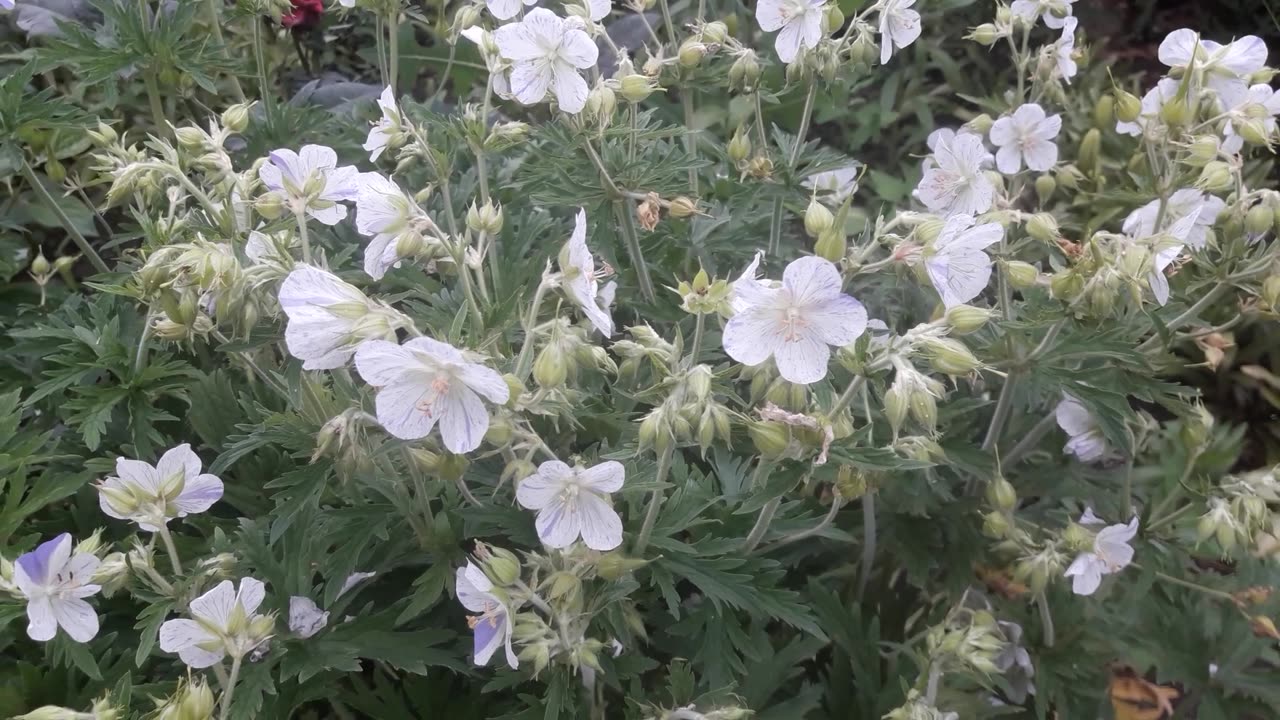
[13,534,101,643]
[494,8,599,115]
[159,578,274,667]
[354,337,510,453]
[756,0,826,64]
[456,562,518,668]
[278,265,404,369]
[354,173,441,280]
[98,444,223,531]
[558,208,614,336]
[1064,513,1138,596]
[363,86,406,162]
[1158,29,1267,109]
[722,255,868,385]
[259,145,361,225]
[923,213,1003,308]
[989,103,1062,174]
[1054,395,1107,462]
[914,132,995,216]
[803,163,861,206]
[516,460,626,551]
[1125,199,1208,305]
[877,0,922,65]
[1051,17,1078,83]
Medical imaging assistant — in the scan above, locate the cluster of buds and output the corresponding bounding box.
[1198,467,1280,555]
[172,112,247,185]
[152,678,215,720]
[884,357,944,435]
[14,695,120,720]
[967,5,1015,46]
[924,610,1007,677]
[137,238,255,342]
[533,318,615,389]
[883,690,957,720]
[613,324,678,385]
[981,475,1021,541]
[311,407,375,476]
[640,364,733,456]
[675,268,733,316]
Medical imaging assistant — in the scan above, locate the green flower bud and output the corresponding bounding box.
[678,39,707,68]
[965,113,994,135]
[174,126,207,153]
[1114,89,1142,122]
[814,229,846,262]
[1159,96,1191,126]
[916,218,945,244]
[748,420,789,458]
[255,191,286,220]
[1001,260,1037,290]
[804,197,835,237]
[969,23,1000,46]
[221,102,254,133]
[1050,269,1083,299]
[618,73,657,103]
[1078,128,1101,176]
[1246,204,1274,235]
[1180,403,1213,451]
[596,552,649,580]
[884,386,908,433]
[438,452,470,481]
[1035,174,1056,204]
[945,304,992,334]
[1093,94,1115,127]
[533,344,568,387]
[922,337,983,375]
[669,196,698,218]
[1262,275,1280,308]
[986,476,1017,512]
[909,388,937,429]
[547,571,581,602]
[822,5,844,33]
[1062,523,1094,553]
[1026,212,1060,243]
[1239,117,1272,146]
[14,706,82,720]
[701,20,728,44]
[1196,161,1233,193]
[1186,135,1220,166]
[727,127,751,165]
[728,51,762,91]
[835,466,869,499]
[982,511,1011,538]
[31,252,52,277]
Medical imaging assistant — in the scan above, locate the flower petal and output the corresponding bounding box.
[15,533,72,590]
[458,363,510,404]
[561,28,599,68]
[354,339,415,386]
[722,309,783,367]
[535,496,582,548]
[577,492,623,551]
[51,597,99,643]
[579,460,625,493]
[190,580,237,627]
[236,578,267,616]
[25,596,56,642]
[175,474,224,515]
[755,0,785,31]
[1157,28,1199,67]
[437,385,490,454]
[374,378,440,440]
[807,294,868,347]
[782,255,842,305]
[550,63,589,114]
[774,333,832,384]
[516,461,572,510]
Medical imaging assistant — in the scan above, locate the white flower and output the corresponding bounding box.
[1055,395,1106,462]
[722,256,868,385]
[1064,515,1138,595]
[0,0,13,10]
[914,132,995,216]
[354,173,440,280]
[803,163,861,206]
[877,0,921,65]
[258,145,360,225]
[159,578,272,667]
[516,460,625,550]
[98,444,223,531]
[1130,201,1207,306]
[363,86,404,162]
[989,103,1062,174]
[288,596,329,639]
[923,214,1003,307]
[1158,29,1268,108]
[756,0,826,64]
[729,250,766,315]
[1052,17,1078,82]
[354,337,509,453]
[1010,0,1075,29]
[13,534,101,643]
[1123,188,1223,251]
[1222,83,1280,152]
[461,27,514,100]
[456,562,517,668]
[1116,78,1178,137]
[485,0,536,20]
[558,208,613,336]
[494,9,599,114]
[278,265,402,370]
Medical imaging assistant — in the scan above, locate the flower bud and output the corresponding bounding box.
[669,196,698,218]
[982,511,1011,538]
[1186,135,1219,166]
[89,121,118,146]
[533,344,568,387]
[1239,117,1272,146]
[1050,269,1083,299]
[1159,96,1191,126]
[908,389,937,429]
[804,198,835,237]
[1077,128,1101,176]
[1035,174,1056,204]
[701,20,728,44]
[1262,275,1280,309]
[585,83,617,123]
[255,191,286,220]
[596,552,648,580]
[727,127,751,165]
[467,200,504,234]
[1246,204,1273,235]
[1003,260,1038,289]
[678,39,707,68]
[1196,161,1233,193]
[748,420,789,458]
[965,113,994,135]
[884,386,908,433]
[822,5,844,33]
[31,251,52,277]
[945,304,992,334]
[14,706,82,720]
[1026,213,1060,243]
[1114,89,1142,122]
[174,126,207,153]
[922,337,983,375]
[969,23,1000,46]
[92,552,130,597]
[986,476,1017,512]
[482,548,521,587]
[1093,94,1115,128]
[221,102,254,133]
[618,73,657,103]
[728,51,762,91]
[814,229,846,263]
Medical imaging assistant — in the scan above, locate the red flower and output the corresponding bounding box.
[281,0,323,28]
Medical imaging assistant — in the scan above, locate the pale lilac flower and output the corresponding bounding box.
[558,208,613,336]
[13,534,100,643]
[516,460,625,550]
[98,444,223,532]
[722,256,868,385]
[288,596,329,638]
[1158,29,1268,108]
[1055,395,1106,462]
[924,214,1003,307]
[354,173,440,280]
[914,133,995,216]
[363,86,404,162]
[1116,78,1178,137]
[1010,0,1075,29]
[1123,188,1223,251]
[1222,83,1280,153]
[1052,17,1079,82]
[1064,515,1138,595]
[456,562,517,668]
[354,337,509,453]
[0,0,13,10]
[877,0,921,65]
[159,578,272,667]
[258,145,360,225]
[278,265,402,369]
[803,163,861,206]
[756,0,826,64]
[989,103,1061,174]
[485,0,536,20]
[494,9,598,115]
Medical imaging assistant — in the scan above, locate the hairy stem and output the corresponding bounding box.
[514,277,550,379]
[19,159,109,273]
[633,445,675,556]
[767,83,817,256]
[756,496,843,553]
[144,72,169,139]
[295,210,312,263]
[1003,412,1058,466]
[252,20,273,116]
[156,524,184,576]
[219,655,242,720]
[388,9,400,93]
[1137,284,1231,353]
[615,200,657,303]
[981,372,1019,452]
[1036,591,1055,647]
[742,497,781,553]
[856,492,875,600]
[205,0,246,102]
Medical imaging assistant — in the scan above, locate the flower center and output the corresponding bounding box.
[780,304,810,342]
[415,375,452,416]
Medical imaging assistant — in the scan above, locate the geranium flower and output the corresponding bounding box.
[558,208,613,336]
[1159,29,1267,108]
[456,562,517,668]
[1009,0,1074,29]
[756,0,826,64]
[877,0,921,65]
[259,145,360,225]
[1116,78,1178,138]
[1222,84,1280,153]
[1123,188,1223,251]
[923,214,1003,307]
[354,173,440,280]
[722,255,868,385]
[1130,201,1206,306]
[13,534,101,643]
[278,265,402,369]
[353,337,509,453]
[1054,395,1106,462]
[1052,17,1078,82]
[516,460,625,550]
[803,163,860,206]
[363,86,405,162]
[97,444,223,531]
[989,103,1061,174]
[1064,514,1138,595]
[493,8,598,115]
[288,596,329,639]
[159,578,273,667]
[281,0,323,29]
[914,132,995,216]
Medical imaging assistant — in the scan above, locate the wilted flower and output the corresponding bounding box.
[923,214,1003,307]
[516,460,625,551]
[1064,514,1138,595]
[915,133,995,216]
[456,561,517,668]
[288,596,329,638]
[877,0,922,65]
[277,265,403,369]
[258,145,360,225]
[354,337,509,453]
[557,208,614,336]
[363,86,406,162]
[1055,395,1107,462]
[159,578,273,666]
[97,443,223,531]
[13,534,101,643]
[1010,0,1074,29]
[755,0,826,64]
[989,103,1062,174]
[494,9,599,114]
[803,163,860,206]
[1158,29,1267,108]
[722,256,868,384]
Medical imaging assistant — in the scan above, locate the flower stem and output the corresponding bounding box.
[219,655,242,720]
[687,313,705,366]
[755,496,843,553]
[251,19,273,116]
[156,524,184,576]
[134,310,154,374]
[682,88,698,195]
[374,14,387,86]
[1035,591,1055,647]
[1002,412,1057,466]
[19,159,109,273]
[742,497,780,553]
[981,372,1019,452]
[206,0,246,102]
[828,375,867,417]
[388,9,400,93]
[514,277,550,380]
[632,444,674,556]
[1150,569,1235,603]
[294,210,312,263]
[767,83,817,256]
[856,492,875,600]
[615,200,657,303]
[923,663,942,705]
[1137,284,1230,353]
[144,71,170,139]
[655,0,675,45]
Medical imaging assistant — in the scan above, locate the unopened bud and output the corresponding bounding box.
[728,51,762,91]
[1050,269,1083,299]
[255,191,286,220]
[748,420,789,458]
[922,337,982,375]
[31,252,52,277]
[678,39,707,68]
[804,198,835,237]
[821,5,844,32]
[1246,204,1273,235]
[814,229,846,262]
[174,126,206,153]
[618,74,656,103]
[1004,260,1039,289]
[1114,90,1142,123]
[1093,94,1115,128]
[1196,161,1233,193]
[221,102,254,133]
[482,548,521,586]
[970,23,1000,46]
[1160,96,1191,126]
[945,304,992,334]
[1026,213,1060,243]
[727,127,751,165]
[986,477,1017,512]
[966,113,994,135]
[585,83,617,122]
[1078,128,1101,176]
[596,552,648,580]
[669,196,698,218]
[1035,174,1056,204]
[1262,275,1280,308]
[533,344,568,388]
[835,466,869,499]
[701,20,728,44]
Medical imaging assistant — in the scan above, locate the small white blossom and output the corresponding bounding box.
[456,562,517,668]
[288,596,329,639]
[1064,515,1138,595]
[98,444,223,532]
[354,337,509,453]
[354,173,441,280]
[258,145,360,225]
[877,0,921,65]
[516,460,625,550]
[923,214,1003,307]
[364,86,405,162]
[722,256,868,385]
[1158,29,1268,108]
[494,8,599,114]
[558,208,614,336]
[803,163,861,206]
[159,578,272,667]
[1010,0,1075,29]
[1129,200,1206,305]
[1055,395,1106,462]
[914,132,995,216]
[484,0,536,21]
[1222,83,1280,152]
[278,265,403,369]
[989,103,1061,174]
[13,534,101,643]
[1052,17,1079,82]
[461,27,514,100]
[756,0,826,64]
